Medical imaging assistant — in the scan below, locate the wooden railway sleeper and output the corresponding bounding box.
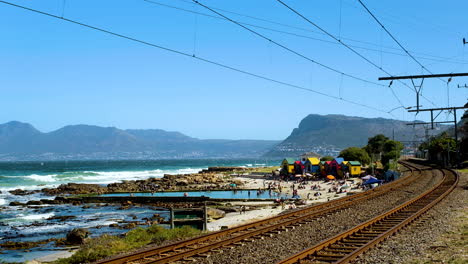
[315,252,346,258]
[360,230,381,234]
[352,233,379,238]
[340,240,369,245]
[312,256,342,262]
[323,248,355,253]
[344,238,371,242]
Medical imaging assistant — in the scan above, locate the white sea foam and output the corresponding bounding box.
[1,167,205,191]
[0,198,5,205]
[19,223,70,234]
[25,174,56,182]
[20,212,54,221]
[78,168,204,184]
[0,184,57,192]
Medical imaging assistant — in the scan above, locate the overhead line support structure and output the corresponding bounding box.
[406,106,468,168]
[378,72,468,113]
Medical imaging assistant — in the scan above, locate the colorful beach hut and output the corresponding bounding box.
[281,158,296,175]
[329,158,344,177]
[348,161,362,176]
[320,161,331,176]
[304,157,320,173]
[294,160,305,175]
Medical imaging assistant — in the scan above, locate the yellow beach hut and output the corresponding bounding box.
[304,157,320,173]
[348,161,362,176]
[281,158,296,175]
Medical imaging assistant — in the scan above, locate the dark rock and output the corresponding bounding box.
[109,223,119,228]
[26,200,43,205]
[47,215,76,221]
[121,222,137,229]
[9,189,37,196]
[40,199,63,205]
[9,201,25,206]
[42,183,106,195]
[66,228,89,245]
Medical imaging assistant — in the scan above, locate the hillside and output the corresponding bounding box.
[0,122,279,161]
[264,114,442,157]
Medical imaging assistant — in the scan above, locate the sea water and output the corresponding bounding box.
[0,159,279,262]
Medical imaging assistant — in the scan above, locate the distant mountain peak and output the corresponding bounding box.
[264,114,442,157]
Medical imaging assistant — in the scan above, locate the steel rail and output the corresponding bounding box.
[95,161,420,264]
[277,164,458,264]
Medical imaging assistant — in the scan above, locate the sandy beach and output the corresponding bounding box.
[29,174,364,262]
[207,175,363,231]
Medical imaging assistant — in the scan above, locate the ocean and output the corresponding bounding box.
[0,158,279,262]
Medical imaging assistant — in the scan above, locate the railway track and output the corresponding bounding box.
[276,165,458,264]
[95,160,425,264]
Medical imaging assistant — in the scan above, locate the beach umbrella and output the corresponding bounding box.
[295,174,303,177]
[305,173,312,177]
[363,178,382,185]
[361,175,377,180]
[326,175,335,180]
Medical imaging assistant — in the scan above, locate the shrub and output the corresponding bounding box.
[55,225,201,264]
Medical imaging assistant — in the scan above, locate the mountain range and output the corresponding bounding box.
[0,114,449,161]
[0,121,279,160]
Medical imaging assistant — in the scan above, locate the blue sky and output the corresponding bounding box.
[1,0,467,140]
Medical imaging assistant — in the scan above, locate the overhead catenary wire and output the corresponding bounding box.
[356,0,445,86]
[143,0,468,66]
[0,0,390,115]
[273,0,438,108]
[193,0,419,113]
[172,0,468,65]
[191,0,389,89]
[275,0,406,108]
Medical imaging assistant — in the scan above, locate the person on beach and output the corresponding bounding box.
[240,205,246,214]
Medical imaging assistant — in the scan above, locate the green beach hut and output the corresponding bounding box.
[281,158,296,175]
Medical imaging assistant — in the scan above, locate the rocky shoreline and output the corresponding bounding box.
[1,167,268,257]
[39,167,254,196]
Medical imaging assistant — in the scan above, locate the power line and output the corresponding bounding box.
[356,0,445,85]
[169,0,468,65]
[272,0,437,108]
[144,0,468,65]
[191,0,413,112]
[0,0,390,115]
[274,0,406,108]
[191,0,390,89]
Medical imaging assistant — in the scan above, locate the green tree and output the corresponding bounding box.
[339,147,370,165]
[419,132,457,165]
[383,140,404,153]
[382,150,399,167]
[366,134,389,155]
[320,156,334,161]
